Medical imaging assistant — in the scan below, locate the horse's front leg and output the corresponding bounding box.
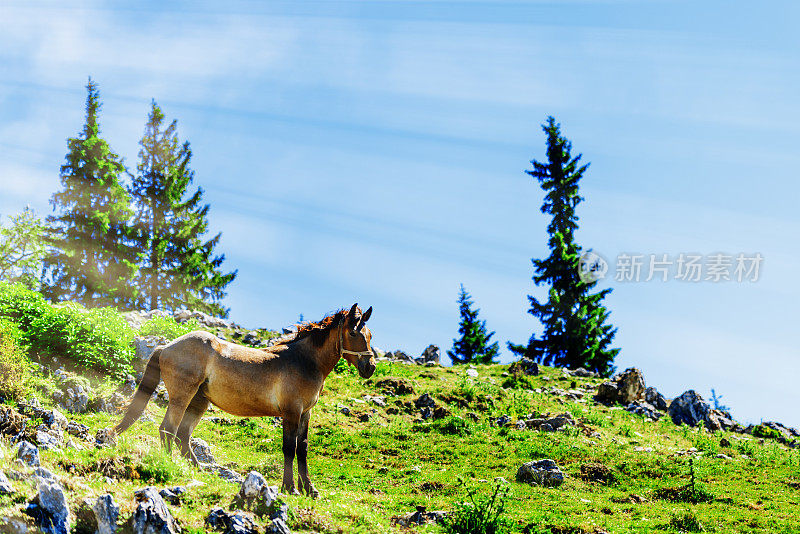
[296,411,318,498]
[281,413,301,495]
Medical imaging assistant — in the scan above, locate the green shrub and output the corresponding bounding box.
[0,319,31,400]
[752,424,782,440]
[670,510,705,532]
[0,281,51,333]
[501,373,535,390]
[138,315,201,340]
[435,416,472,436]
[442,480,510,534]
[136,449,188,483]
[0,283,135,378]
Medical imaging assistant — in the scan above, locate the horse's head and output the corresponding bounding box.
[339,303,376,378]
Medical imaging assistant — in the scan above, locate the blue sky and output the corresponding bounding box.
[1,1,799,427]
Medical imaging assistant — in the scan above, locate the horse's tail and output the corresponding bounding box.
[114,347,162,435]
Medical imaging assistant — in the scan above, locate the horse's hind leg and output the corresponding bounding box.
[176,388,210,465]
[159,390,197,454]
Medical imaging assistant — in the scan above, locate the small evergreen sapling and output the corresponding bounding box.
[448,284,499,365]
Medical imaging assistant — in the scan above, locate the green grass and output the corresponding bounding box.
[1,357,799,533]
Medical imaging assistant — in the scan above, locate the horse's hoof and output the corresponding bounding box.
[309,489,319,499]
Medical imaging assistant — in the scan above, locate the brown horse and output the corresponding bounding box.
[114,303,375,497]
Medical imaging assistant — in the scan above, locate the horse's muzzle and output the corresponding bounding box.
[357,357,376,378]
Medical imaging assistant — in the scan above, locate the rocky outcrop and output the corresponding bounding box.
[516,459,566,487]
[16,441,40,466]
[206,508,258,534]
[391,506,447,527]
[644,387,668,411]
[231,472,290,532]
[129,487,181,534]
[594,368,645,405]
[625,400,663,421]
[134,336,168,362]
[668,390,711,427]
[508,357,539,376]
[92,494,120,534]
[25,478,71,534]
[0,472,14,495]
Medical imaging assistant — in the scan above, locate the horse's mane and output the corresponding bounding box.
[275,307,360,348]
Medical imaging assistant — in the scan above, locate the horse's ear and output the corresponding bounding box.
[348,303,359,322]
[356,306,372,332]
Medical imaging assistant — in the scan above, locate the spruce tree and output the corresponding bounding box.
[508,117,619,377]
[129,101,236,317]
[43,79,139,308]
[448,284,499,365]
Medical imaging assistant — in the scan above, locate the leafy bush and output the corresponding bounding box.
[752,424,782,440]
[670,510,705,532]
[434,416,472,436]
[0,319,31,400]
[138,315,201,340]
[0,282,135,378]
[442,481,510,534]
[137,449,188,483]
[501,373,535,390]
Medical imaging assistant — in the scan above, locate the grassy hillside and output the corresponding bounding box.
[0,286,798,533]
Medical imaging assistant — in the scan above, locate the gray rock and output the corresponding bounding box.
[508,357,539,376]
[414,394,436,409]
[0,516,28,534]
[644,387,668,411]
[706,409,739,432]
[545,413,575,430]
[391,506,447,527]
[594,382,619,405]
[26,478,70,534]
[159,489,180,506]
[516,459,566,487]
[264,518,292,534]
[36,426,63,450]
[571,367,598,378]
[122,310,171,330]
[95,428,117,448]
[0,472,14,494]
[595,368,646,405]
[615,368,645,404]
[625,401,663,421]
[494,415,512,427]
[190,438,215,464]
[43,409,68,430]
[134,336,168,361]
[466,368,479,378]
[668,390,711,427]
[173,310,230,329]
[93,494,120,534]
[206,508,258,534]
[67,421,90,440]
[239,471,268,501]
[16,441,39,467]
[130,487,180,534]
[418,345,440,365]
[34,468,59,482]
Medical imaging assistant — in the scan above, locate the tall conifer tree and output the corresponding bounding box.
[448,284,499,365]
[43,79,139,307]
[508,117,619,377]
[129,101,236,316]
